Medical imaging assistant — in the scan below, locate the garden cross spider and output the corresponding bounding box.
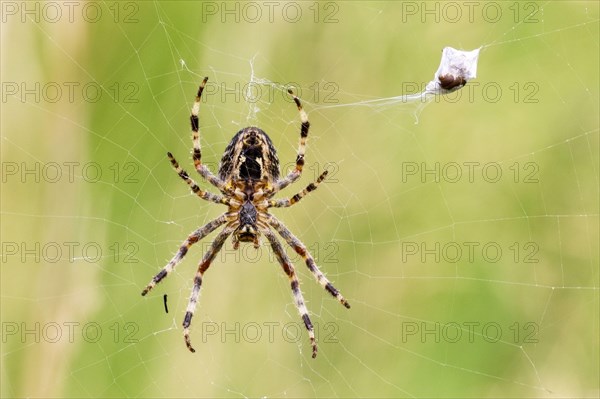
[141,77,350,358]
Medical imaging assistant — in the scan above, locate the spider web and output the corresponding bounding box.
[1,1,599,398]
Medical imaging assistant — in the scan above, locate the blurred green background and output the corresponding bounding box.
[1,1,598,398]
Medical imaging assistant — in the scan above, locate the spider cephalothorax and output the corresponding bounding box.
[230,180,263,249]
[141,78,350,358]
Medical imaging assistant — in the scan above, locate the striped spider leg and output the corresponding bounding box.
[141,213,230,296]
[190,77,234,195]
[267,214,350,309]
[267,88,311,195]
[261,227,318,357]
[182,223,236,352]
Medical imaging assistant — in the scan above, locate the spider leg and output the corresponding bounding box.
[168,152,231,206]
[141,213,229,296]
[271,89,310,194]
[268,215,350,309]
[183,224,235,353]
[190,77,232,194]
[269,170,328,208]
[262,227,318,358]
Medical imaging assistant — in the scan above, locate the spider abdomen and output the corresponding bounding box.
[218,127,280,182]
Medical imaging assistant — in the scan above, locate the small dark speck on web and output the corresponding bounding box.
[163,294,169,313]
